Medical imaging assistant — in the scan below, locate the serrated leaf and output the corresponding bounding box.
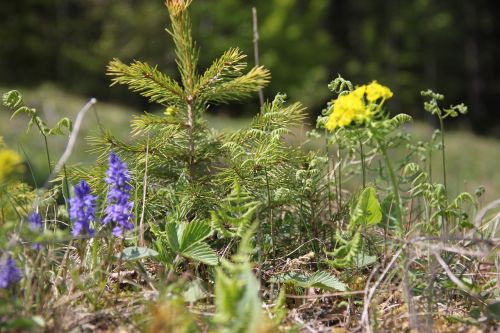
[181,242,218,266]
[179,220,212,251]
[165,222,180,252]
[354,252,377,268]
[278,271,347,291]
[120,246,158,261]
[308,271,347,291]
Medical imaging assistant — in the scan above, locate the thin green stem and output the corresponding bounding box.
[359,135,366,188]
[325,129,333,220]
[264,167,276,262]
[63,164,70,210]
[34,119,52,175]
[438,117,447,191]
[377,137,404,237]
[43,135,52,175]
[336,137,342,213]
[438,116,449,236]
[374,134,416,330]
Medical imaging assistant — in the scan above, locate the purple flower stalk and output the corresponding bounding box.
[0,255,22,288]
[28,212,42,231]
[70,180,97,237]
[103,152,134,237]
[28,212,43,250]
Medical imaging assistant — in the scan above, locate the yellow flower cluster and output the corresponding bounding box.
[0,149,23,183]
[365,81,393,102]
[325,81,393,132]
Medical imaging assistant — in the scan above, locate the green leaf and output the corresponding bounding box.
[486,300,500,321]
[165,222,180,252]
[47,117,72,136]
[351,186,382,229]
[181,242,218,266]
[326,230,362,268]
[354,252,377,268]
[277,271,347,291]
[2,90,23,108]
[308,271,347,291]
[179,220,212,251]
[184,279,207,303]
[120,246,159,261]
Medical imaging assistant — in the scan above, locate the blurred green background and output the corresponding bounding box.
[1,0,499,133]
[1,0,499,200]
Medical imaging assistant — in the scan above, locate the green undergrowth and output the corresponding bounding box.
[1,85,499,202]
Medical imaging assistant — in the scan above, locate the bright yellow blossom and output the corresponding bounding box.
[0,149,23,183]
[325,87,366,131]
[325,81,393,132]
[365,80,393,102]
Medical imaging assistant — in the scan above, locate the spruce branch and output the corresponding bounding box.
[107,59,184,105]
[208,66,271,104]
[196,48,247,98]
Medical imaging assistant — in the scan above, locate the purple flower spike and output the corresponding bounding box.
[28,212,42,231]
[28,212,43,250]
[103,152,134,237]
[0,255,22,289]
[70,180,97,237]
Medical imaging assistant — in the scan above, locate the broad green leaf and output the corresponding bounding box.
[486,301,500,321]
[179,220,212,251]
[165,222,180,252]
[277,271,347,291]
[154,238,176,265]
[120,246,158,261]
[351,186,382,229]
[354,252,377,268]
[181,242,218,266]
[308,271,347,291]
[184,279,207,303]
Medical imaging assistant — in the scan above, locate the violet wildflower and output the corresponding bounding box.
[69,180,97,237]
[28,212,42,231]
[0,254,22,288]
[103,152,134,237]
[28,212,43,250]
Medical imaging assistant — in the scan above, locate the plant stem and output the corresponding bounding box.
[438,117,447,191]
[376,137,404,237]
[438,116,449,235]
[359,135,366,188]
[138,135,150,247]
[325,129,333,220]
[336,136,342,213]
[186,96,195,183]
[264,167,276,262]
[252,7,264,107]
[375,134,417,330]
[42,134,52,175]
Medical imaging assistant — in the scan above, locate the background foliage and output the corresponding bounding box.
[1,0,499,134]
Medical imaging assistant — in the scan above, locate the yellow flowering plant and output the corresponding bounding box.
[0,148,24,184]
[325,80,393,132]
